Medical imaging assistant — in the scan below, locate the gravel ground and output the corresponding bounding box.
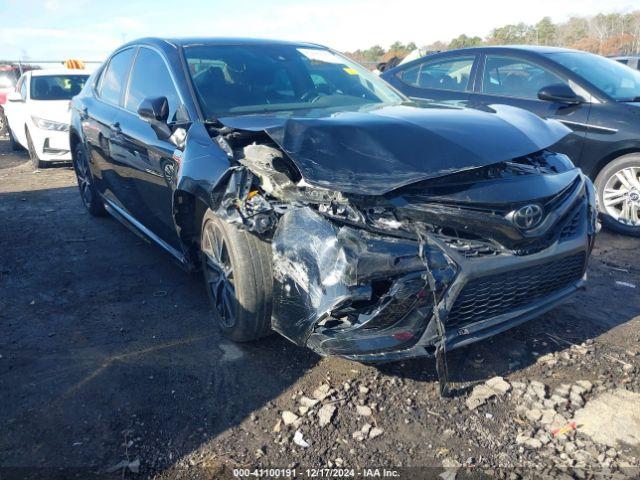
[1,137,639,480]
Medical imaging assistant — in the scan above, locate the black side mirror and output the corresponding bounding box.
[137,96,171,141]
[137,96,169,123]
[537,84,583,105]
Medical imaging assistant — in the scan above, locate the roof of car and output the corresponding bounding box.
[442,45,581,54]
[30,68,89,77]
[125,37,326,50]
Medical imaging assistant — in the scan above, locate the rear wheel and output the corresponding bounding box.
[26,128,45,169]
[200,210,273,342]
[72,143,105,216]
[595,153,640,237]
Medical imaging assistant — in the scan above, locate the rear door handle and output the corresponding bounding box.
[110,122,122,134]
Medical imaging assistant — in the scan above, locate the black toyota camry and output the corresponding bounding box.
[69,38,598,363]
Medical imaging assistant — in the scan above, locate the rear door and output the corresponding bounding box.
[472,53,591,162]
[109,46,184,249]
[82,47,136,206]
[386,53,479,103]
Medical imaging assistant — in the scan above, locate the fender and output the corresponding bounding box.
[172,121,236,268]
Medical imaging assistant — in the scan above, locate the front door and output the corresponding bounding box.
[109,46,184,249]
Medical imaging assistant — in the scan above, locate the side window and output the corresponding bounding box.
[397,64,419,86]
[482,55,566,99]
[18,77,27,99]
[397,56,475,91]
[98,48,135,106]
[125,48,180,121]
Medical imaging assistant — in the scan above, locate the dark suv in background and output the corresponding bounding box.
[383,46,640,236]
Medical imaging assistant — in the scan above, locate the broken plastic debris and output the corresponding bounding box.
[439,468,458,480]
[106,458,140,474]
[615,281,636,288]
[293,430,310,448]
[551,421,577,438]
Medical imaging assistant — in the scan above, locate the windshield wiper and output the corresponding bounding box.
[621,96,640,102]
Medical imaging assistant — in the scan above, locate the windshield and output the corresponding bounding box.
[547,52,640,101]
[183,44,404,119]
[30,74,88,101]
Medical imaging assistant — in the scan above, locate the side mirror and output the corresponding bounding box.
[7,91,24,102]
[137,96,169,123]
[537,84,583,105]
[137,96,171,141]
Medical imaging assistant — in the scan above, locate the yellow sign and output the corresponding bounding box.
[64,59,85,70]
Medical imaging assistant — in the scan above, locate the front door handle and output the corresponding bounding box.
[110,122,122,134]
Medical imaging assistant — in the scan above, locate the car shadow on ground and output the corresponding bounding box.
[2,172,639,476]
[0,184,321,476]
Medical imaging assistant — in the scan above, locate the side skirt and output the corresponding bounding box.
[102,197,192,270]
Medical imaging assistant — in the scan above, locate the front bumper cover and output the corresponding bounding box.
[271,174,597,362]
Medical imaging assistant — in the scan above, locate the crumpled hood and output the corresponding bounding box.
[219,102,571,195]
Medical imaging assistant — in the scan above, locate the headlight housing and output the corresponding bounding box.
[31,116,69,132]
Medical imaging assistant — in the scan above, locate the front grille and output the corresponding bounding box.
[560,205,584,240]
[447,252,586,328]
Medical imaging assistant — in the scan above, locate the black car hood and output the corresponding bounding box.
[218,102,571,195]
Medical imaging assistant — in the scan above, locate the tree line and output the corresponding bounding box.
[347,11,640,64]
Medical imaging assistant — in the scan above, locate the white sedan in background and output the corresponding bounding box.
[4,69,89,168]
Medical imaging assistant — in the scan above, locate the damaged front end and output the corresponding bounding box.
[202,115,598,366]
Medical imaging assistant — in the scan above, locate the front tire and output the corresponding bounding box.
[7,126,21,151]
[200,210,273,342]
[26,128,45,169]
[72,143,106,216]
[595,154,640,237]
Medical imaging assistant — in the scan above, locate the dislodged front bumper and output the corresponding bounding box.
[270,176,598,362]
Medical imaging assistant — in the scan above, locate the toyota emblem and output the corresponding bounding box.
[511,204,544,230]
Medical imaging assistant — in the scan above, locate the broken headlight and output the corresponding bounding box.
[317,202,409,235]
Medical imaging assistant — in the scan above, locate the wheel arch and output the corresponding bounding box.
[69,128,82,162]
[590,147,640,181]
[173,188,211,269]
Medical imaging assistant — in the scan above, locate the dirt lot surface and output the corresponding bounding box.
[1,137,639,479]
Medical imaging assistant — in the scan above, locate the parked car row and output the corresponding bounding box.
[3,69,89,167]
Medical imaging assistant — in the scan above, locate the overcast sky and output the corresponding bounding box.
[1,0,639,61]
